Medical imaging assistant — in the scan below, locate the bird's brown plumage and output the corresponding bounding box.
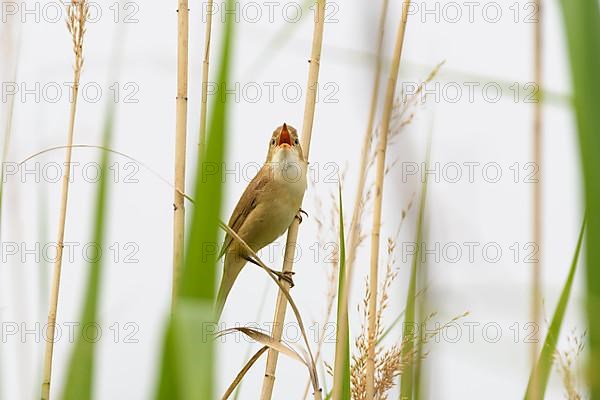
[215,124,306,319]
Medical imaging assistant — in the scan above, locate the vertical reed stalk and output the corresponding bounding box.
[529,0,543,398]
[332,3,390,398]
[41,2,88,399]
[345,0,389,274]
[172,0,189,305]
[366,1,412,397]
[199,0,214,155]
[259,1,326,399]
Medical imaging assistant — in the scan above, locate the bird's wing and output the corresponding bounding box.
[218,167,270,259]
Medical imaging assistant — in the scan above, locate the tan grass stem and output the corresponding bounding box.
[332,2,390,398]
[529,0,543,398]
[366,1,412,397]
[259,1,326,399]
[172,0,189,306]
[198,0,213,155]
[345,0,389,275]
[41,2,88,399]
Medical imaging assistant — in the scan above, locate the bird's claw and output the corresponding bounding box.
[296,209,309,224]
[269,268,295,287]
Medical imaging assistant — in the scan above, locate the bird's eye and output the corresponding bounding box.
[271,139,276,146]
[294,139,299,145]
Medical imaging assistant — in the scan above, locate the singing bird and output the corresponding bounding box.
[215,123,307,319]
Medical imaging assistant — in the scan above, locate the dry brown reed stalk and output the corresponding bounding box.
[259,1,326,399]
[171,0,189,305]
[366,1,413,396]
[41,1,89,399]
[529,0,543,398]
[198,0,214,155]
[222,346,269,400]
[335,4,390,390]
[554,330,585,400]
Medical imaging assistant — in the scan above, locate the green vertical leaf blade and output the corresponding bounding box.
[156,0,234,398]
[400,138,431,400]
[558,0,600,398]
[524,219,586,399]
[332,183,350,399]
[61,97,116,400]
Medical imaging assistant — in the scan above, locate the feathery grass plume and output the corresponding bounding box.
[329,62,438,399]
[260,1,327,399]
[557,0,600,396]
[199,0,214,156]
[171,0,190,306]
[346,242,466,400]
[554,330,586,400]
[41,1,89,398]
[366,1,413,397]
[354,241,404,400]
[530,0,544,397]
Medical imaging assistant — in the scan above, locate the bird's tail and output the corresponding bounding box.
[214,254,245,320]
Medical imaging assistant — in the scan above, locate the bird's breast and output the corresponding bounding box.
[242,163,306,252]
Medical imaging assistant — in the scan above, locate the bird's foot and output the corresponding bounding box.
[268,268,295,287]
[296,209,309,224]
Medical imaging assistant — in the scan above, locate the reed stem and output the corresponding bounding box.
[41,2,88,398]
[259,1,326,399]
[199,0,214,156]
[528,0,543,398]
[366,1,412,397]
[172,0,190,306]
[331,3,390,399]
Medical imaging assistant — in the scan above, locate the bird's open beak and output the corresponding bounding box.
[278,123,292,147]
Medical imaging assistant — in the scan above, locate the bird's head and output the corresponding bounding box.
[266,123,304,163]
